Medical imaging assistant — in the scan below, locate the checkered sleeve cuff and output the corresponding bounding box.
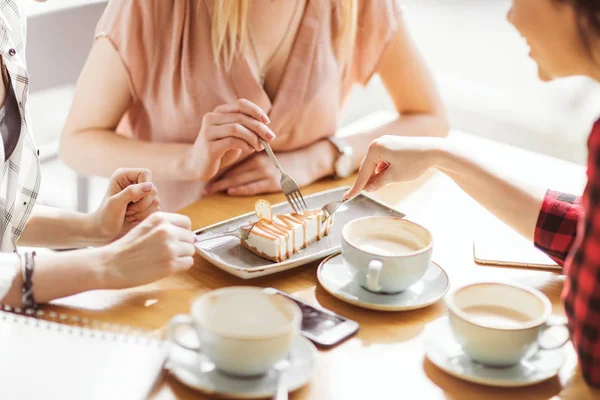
[534,190,582,266]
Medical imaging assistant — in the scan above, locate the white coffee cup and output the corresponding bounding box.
[341,217,433,294]
[168,286,302,377]
[446,282,570,367]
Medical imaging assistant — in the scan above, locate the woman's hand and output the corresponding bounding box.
[204,141,333,196]
[187,99,276,181]
[344,136,446,199]
[89,168,160,243]
[98,212,196,289]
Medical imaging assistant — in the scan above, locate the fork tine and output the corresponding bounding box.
[291,192,303,213]
[296,191,308,211]
[286,194,299,213]
[292,191,306,213]
[292,192,303,213]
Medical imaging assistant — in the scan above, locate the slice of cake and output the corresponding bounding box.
[242,200,334,262]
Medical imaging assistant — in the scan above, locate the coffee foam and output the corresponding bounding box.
[200,292,293,336]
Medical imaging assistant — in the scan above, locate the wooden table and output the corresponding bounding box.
[47,131,600,399]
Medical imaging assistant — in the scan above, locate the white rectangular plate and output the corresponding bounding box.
[194,187,404,279]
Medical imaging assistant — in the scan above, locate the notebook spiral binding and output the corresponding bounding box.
[0,305,165,345]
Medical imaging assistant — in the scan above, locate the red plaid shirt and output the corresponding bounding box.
[534,119,600,387]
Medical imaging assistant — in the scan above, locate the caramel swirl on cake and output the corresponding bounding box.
[242,202,334,262]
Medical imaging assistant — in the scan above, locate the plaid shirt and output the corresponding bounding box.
[534,119,600,387]
[0,1,40,253]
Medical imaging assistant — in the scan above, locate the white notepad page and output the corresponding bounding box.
[474,217,560,270]
[0,311,168,400]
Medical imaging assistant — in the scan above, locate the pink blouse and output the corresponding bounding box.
[96,0,402,211]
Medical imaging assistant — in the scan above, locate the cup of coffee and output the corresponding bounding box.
[341,216,433,294]
[446,282,570,367]
[168,286,302,377]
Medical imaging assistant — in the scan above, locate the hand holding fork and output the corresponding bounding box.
[260,139,308,214]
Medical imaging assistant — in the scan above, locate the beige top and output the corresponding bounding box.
[96,0,402,211]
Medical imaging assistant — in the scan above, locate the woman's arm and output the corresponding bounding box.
[438,141,548,241]
[60,39,195,181]
[18,206,106,249]
[322,14,450,172]
[61,39,275,182]
[0,249,107,306]
[1,212,196,307]
[19,169,160,249]
[345,136,547,241]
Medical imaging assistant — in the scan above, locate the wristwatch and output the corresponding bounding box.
[326,136,354,179]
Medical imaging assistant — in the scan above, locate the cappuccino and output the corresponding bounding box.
[354,235,419,257]
[463,305,531,329]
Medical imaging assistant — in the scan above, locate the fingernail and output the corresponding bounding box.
[141,183,153,192]
[266,131,276,140]
[125,216,135,222]
[258,142,264,151]
[262,115,271,124]
[126,210,136,216]
[343,191,350,200]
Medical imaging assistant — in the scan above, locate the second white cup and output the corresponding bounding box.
[168,286,302,377]
[446,282,570,367]
[341,216,433,294]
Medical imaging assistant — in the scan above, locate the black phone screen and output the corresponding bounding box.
[283,295,346,337]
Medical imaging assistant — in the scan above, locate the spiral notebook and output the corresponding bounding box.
[0,311,168,400]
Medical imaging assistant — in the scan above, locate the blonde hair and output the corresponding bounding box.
[212,0,358,71]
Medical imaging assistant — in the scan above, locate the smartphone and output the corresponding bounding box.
[263,288,359,348]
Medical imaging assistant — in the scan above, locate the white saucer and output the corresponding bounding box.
[167,331,317,399]
[424,318,565,387]
[317,253,449,311]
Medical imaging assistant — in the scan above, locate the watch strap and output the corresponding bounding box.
[326,136,346,155]
[326,136,352,179]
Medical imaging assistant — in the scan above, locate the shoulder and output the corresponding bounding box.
[357,0,403,25]
[98,0,202,35]
[0,1,27,55]
[353,0,404,47]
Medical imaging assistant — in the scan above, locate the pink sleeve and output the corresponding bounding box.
[95,0,159,102]
[351,0,403,86]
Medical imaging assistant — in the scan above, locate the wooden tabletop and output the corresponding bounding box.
[45,131,600,399]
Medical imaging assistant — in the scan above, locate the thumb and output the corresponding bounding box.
[108,182,154,210]
[344,155,378,200]
[365,168,393,192]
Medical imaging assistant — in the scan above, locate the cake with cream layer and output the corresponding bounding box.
[242,209,334,263]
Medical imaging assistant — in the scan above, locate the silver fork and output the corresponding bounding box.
[260,139,307,214]
[321,199,345,222]
[195,221,257,244]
